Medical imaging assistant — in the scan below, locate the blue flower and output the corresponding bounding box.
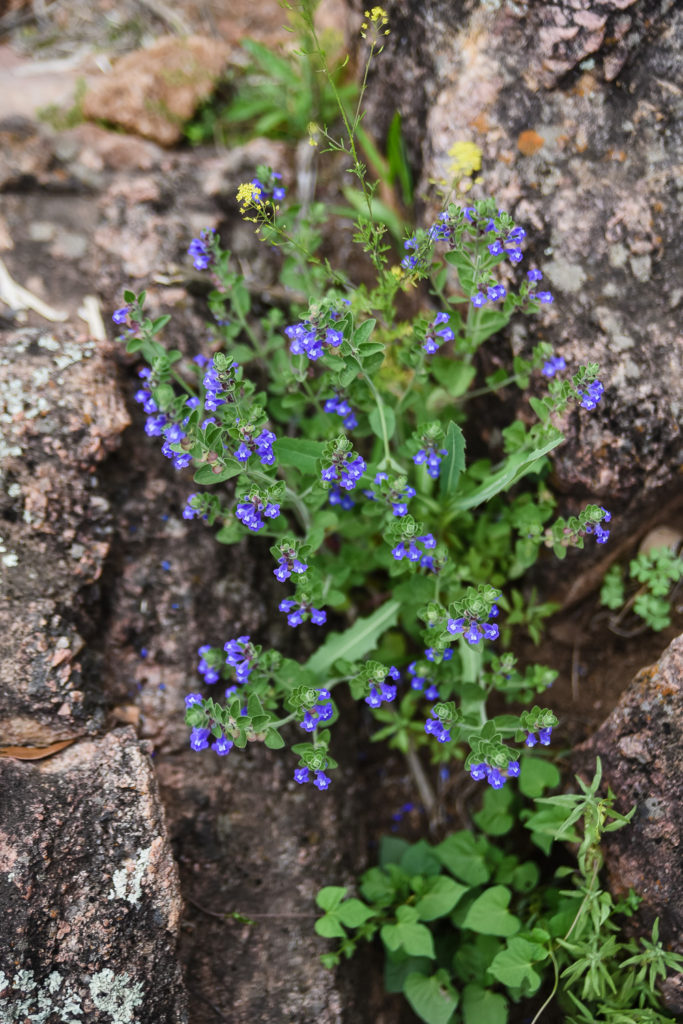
[542,356,566,377]
[294,766,310,784]
[471,291,487,307]
[188,235,212,271]
[577,379,604,411]
[413,445,448,480]
[527,268,543,282]
[314,771,331,790]
[537,291,554,304]
[190,727,210,752]
[212,735,233,756]
[184,693,203,708]
[112,306,130,324]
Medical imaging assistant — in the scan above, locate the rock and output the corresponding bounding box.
[363,0,682,509]
[82,36,231,146]
[0,327,129,744]
[574,633,683,1008]
[0,728,188,1023]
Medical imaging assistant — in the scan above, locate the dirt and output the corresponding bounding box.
[1,1,681,1022]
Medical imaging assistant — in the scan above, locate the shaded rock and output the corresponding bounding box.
[82,35,231,146]
[574,633,683,1003]
[363,0,682,509]
[0,728,188,1023]
[0,327,129,743]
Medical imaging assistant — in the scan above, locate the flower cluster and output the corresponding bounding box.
[525,727,553,747]
[188,229,216,271]
[542,355,566,377]
[576,378,604,411]
[446,603,500,645]
[423,311,455,355]
[285,320,343,361]
[197,645,220,685]
[279,599,327,627]
[235,494,281,532]
[324,394,357,430]
[190,726,233,755]
[294,766,331,790]
[224,635,257,683]
[407,662,440,701]
[391,533,437,563]
[425,709,452,743]
[369,472,416,516]
[203,357,239,411]
[469,759,520,789]
[413,443,448,479]
[299,688,334,731]
[470,283,508,308]
[235,427,276,466]
[329,486,355,510]
[364,666,399,707]
[274,550,308,582]
[321,452,366,490]
[585,508,611,544]
[248,171,285,204]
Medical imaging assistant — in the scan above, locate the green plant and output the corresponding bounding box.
[184,26,358,146]
[601,546,682,633]
[317,760,682,1024]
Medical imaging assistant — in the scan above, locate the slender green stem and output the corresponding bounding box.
[248,467,312,533]
[362,371,402,471]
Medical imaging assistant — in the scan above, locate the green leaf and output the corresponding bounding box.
[193,463,242,484]
[461,886,521,937]
[384,952,433,995]
[403,971,458,1024]
[415,876,469,921]
[401,840,442,878]
[336,898,376,928]
[381,907,436,958]
[369,403,396,441]
[272,437,325,474]
[452,428,564,510]
[472,786,515,837]
[315,914,346,939]
[461,984,508,1024]
[488,937,548,994]
[303,599,401,674]
[353,318,377,346]
[519,757,560,799]
[434,832,490,886]
[380,835,410,867]
[316,886,347,912]
[231,281,251,318]
[445,250,476,293]
[439,421,467,498]
[529,396,549,422]
[264,729,285,750]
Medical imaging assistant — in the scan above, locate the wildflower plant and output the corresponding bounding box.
[114,0,611,799]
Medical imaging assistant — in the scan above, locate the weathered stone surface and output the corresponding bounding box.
[363,0,682,509]
[0,728,188,1023]
[82,35,230,146]
[574,634,683,1004]
[0,327,129,744]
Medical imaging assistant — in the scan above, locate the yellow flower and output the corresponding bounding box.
[361,6,390,40]
[447,141,482,179]
[236,182,262,211]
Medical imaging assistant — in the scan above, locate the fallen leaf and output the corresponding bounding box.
[0,738,77,760]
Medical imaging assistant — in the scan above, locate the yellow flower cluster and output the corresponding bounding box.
[361,6,390,40]
[447,141,483,179]
[236,182,262,212]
